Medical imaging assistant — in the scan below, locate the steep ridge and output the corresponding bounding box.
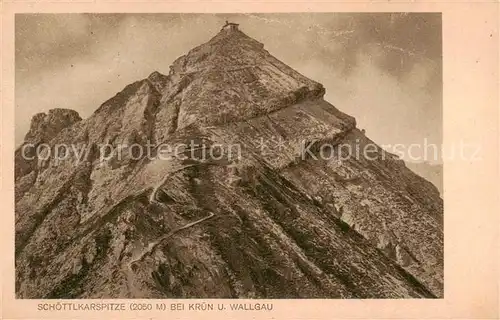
[15,25,443,298]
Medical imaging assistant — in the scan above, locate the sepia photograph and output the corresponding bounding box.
[13,13,445,299]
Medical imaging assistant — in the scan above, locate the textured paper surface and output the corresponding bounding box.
[1,1,498,319]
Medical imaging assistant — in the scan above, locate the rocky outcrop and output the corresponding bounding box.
[15,26,443,299]
[23,108,82,144]
[15,109,82,199]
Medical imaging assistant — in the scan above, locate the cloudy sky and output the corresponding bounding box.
[15,13,442,161]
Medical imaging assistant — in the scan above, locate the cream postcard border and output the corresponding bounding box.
[1,2,498,319]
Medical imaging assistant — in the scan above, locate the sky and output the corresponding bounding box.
[15,13,442,161]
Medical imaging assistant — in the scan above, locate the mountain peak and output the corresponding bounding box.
[15,25,443,299]
[148,70,163,79]
[24,108,81,144]
[159,25,326,131]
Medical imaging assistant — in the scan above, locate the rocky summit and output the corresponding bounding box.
[15,25,443,298]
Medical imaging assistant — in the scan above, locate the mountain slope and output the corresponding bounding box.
[15,25,443,298]
[406,161,443,195]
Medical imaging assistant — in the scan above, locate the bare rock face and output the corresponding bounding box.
[15,26,443,299]
[406,161,443,195]
[15,109,82,199]
[23,108,82,144]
